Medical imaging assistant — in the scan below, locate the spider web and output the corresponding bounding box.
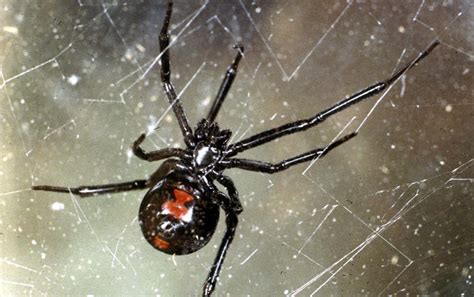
[1,0,473,296]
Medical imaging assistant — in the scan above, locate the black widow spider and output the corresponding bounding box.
[32,1,440,296]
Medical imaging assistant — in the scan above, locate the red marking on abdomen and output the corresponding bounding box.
[153,236,170,250]
[163,188,194,220]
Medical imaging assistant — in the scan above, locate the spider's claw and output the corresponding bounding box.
[202,280,214,297]
[132,134,148,157]
[228,44,244,73]
[329,132,358,149]
[341,132,358,142]
[231,202,243,214]
[133,133,147,148]
[233,43,244,53]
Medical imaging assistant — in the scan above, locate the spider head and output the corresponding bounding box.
[192,119,231,170]
[194,119,232,146]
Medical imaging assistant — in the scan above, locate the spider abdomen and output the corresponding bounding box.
[138,175,220,255]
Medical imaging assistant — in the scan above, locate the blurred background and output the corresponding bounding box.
[1,0,472,296]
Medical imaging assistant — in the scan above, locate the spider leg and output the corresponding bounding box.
[201,133,352,292]
[196,177,240,296]
[206,44,244,123]
[132,133,186,161]
[203,209,238,297]
[225,40,440,157]
[159,1,194,147]
[216,175,243,213]
[31,159,180,198]
[222,132,357,173]
[32,180,148,198]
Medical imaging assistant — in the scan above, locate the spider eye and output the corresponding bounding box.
[216,129,232,145]
[194,119,209,141]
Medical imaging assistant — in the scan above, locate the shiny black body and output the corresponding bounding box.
[31,1,439,296]
[139,161,220,255]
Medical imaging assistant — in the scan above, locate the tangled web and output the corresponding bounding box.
[1,0,472,296]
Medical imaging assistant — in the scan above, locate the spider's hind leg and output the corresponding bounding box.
[216,174,243,213]
[203,208,238,297]
[199,175,242,296]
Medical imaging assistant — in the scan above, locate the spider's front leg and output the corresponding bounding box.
[32,134,185,197]
[32,180,149,197]
[222,132,357,173]
[31,159,179,198]
[225,40,440,156]
[158,0,194,147]
[206,44,244,123]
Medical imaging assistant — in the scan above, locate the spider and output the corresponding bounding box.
[32,1,440,296]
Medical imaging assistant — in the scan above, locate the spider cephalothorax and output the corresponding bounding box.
[191,119,232,172]
[31,1,439,296]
